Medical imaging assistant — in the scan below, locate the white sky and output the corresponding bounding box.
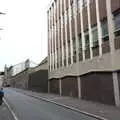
[0,0,51,71]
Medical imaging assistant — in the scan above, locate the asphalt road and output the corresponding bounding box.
[0,102,14,120]
[4,88,98,120]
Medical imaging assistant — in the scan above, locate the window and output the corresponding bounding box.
[92,26,99,47]
[68,41,71,57]
[101,20,109,41]
[102,20,108,36]
[114,13,120,37]
[73,37,76,63]
[114,13,120,30]
[78,34,82,51]
[85,31,90,49]
[73,37,76,53]
[83,0,87,7]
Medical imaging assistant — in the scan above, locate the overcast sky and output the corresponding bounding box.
[0,0,51,71]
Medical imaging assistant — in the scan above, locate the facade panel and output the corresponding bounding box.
[81,72,115,105]
[90,0,97,26]
[83,7,88,31]
[111,0,120,13]
[98,0,107,21]
[61,76,78,97]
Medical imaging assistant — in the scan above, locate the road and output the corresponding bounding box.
[4,88,98,120]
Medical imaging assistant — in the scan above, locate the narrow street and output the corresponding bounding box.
[4,88,98,120]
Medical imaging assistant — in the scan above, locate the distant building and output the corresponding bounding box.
[6,57,48,92]
[47,0,120,106]
[0,72,4,87]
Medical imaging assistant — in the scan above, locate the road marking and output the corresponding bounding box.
[3,98,19,120]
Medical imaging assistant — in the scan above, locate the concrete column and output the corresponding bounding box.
[59,79,62,96]
[48,11,52,72]
[87,0,93,59]
[73,0,79,63]
[106,0,115,55]
[77,76,81,99]
[51,25,54,71]
[112,72,120,106]
[60,0,64,67]
[106,0,119,106]
[48,80,50,93]
[58,20,61,68]
[54,1,57,70]
[51,6,54,71]
[95,0,102,56]
[64,9,69,66]
[68,0,73,64]
[80,0,85,61]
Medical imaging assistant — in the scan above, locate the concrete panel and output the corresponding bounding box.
[81,72,115,105]
[49,49,120,79]
[61,76,78,98]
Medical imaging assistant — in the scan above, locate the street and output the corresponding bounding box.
[4,88,98,120]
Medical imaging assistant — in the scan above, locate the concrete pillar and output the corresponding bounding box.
[59,79,62,96]
[48,80,50,93]
[87,0,93,59]
[112,72,120,106]
[73,0,79,63]
[106,0,120,106]
[53,1,57,70]
[60,0,65,67]
[58,20,61,68]
[80,0,85,61]
[64,10,69,66]
[68,0,73,64]
[49,9,52,71]
[51,6,54,71]
[77,76,81,99]
[95,0,103,57]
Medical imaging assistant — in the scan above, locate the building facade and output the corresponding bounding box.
[47,0,120,106]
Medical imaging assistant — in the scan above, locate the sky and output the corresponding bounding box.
[0,0,51,71]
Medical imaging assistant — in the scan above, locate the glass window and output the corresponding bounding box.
[83,0,87,7]
[73,37,76,52]
[102,20,108,37]
[85,31,89,48]
[68,41,71,57]
[78,34,82,51]
[92,26,99,47]
[114,13,120,31]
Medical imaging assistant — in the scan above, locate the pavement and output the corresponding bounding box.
[10,88,120,120]
[4,88,99,120]
[0,101,14,120]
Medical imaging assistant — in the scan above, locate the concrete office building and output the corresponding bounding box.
[47,0,120,106]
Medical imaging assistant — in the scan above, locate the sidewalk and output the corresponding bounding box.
[0,102,14,120]
[12,88,120,120]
